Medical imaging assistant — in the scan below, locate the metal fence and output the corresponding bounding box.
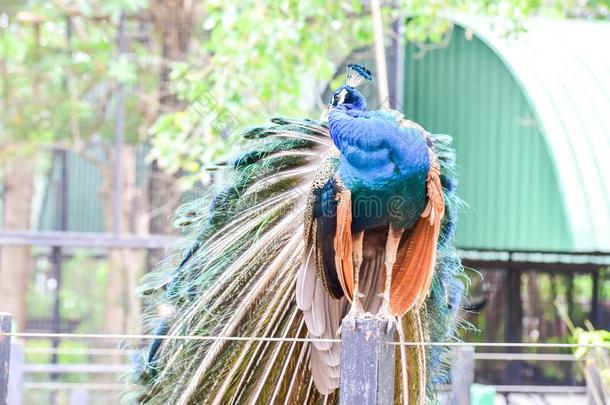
[1,319,607,405]
[2,344,604,405]
[0,143,190,405]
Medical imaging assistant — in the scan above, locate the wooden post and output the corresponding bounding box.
[504,269,522,384]
[450,346,474,405]
[69,388,90,405]
[0,313,12,405]
[586,363,607,405]
[339,318,396,405]
[8,341,23,405]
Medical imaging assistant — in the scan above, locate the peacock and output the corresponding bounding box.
[129,64,465,404]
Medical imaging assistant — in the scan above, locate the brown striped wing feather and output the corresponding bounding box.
[333,187,354,301]
[389,149,445,316]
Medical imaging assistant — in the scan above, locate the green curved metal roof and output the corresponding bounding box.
[336,17,610,253]
[453,16,610,252]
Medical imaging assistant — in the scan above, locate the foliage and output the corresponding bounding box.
[148,1,374,188]
[148,0,600,187]
[571,325,610,391]
[27,249,108,332]
[1,0,607,171]
[572,327,610,360]
[0,0,152,153]
[2,0,605,178]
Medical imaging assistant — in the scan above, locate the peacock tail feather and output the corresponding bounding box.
[126,117,465,404]
[424,132,468,392]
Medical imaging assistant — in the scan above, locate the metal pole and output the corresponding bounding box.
[592,270,600,327]
[0,312,12,405]
[113,13,126,235]
[389,13,405,110]
[8,341,23,405]
[585,352,608,405]
[450,346,474,405]
[49,149,69,404]
[339,318,396,405]
[370,0,390,109]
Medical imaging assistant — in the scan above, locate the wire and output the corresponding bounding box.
[7,332,338,343]
[474,353,581,361]
[25,347,136,356]
[493,385,587,394]
[23,382,125,391]
[18,350,587,361]
[3,331,610,349]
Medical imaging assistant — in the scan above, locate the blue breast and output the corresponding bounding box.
[328,108,430,231]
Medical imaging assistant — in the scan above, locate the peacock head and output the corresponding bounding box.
[329,64,373,112]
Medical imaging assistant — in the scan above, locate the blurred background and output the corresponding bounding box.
[0,0,609,404]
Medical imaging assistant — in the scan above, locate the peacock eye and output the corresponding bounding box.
[330,93,340,106]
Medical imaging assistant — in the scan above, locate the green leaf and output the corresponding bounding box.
[108,55,137,84]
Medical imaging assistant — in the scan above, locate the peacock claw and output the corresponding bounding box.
[378,313,399,333]
[343,298,373,330]
[344,303,362,324]
[377,301,398,334]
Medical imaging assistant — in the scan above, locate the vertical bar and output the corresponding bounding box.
[504,268,522,385]
[567,273,574,321]
[339,319,396,405]
[601,268,608,329]
[69,388,90,405]
[47,149,69,404]
[50,244,62,373]
[113,13,126,235]
[585,355,607,405]
[450,346,474,405]
[8,341,23,405]
[0,312,12,405]
[389,13,405,110]
[566,272,576,386]
[592,270,600,327]
[51,150,69,388]
[370,0,389,109]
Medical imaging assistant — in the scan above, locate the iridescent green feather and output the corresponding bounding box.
[126,118,465,404]
[126,118,331,404]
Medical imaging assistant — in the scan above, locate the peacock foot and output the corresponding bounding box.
[342,294,371,331]
[377,296,399,333]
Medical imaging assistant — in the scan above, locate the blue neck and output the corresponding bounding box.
[327,106,430,185]
[327,105,431,230]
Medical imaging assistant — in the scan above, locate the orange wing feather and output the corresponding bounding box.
[333,187,354,301]
[390,149,445,316]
